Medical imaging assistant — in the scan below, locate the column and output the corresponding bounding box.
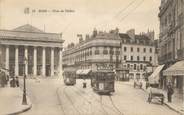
[42,47,46,76]
[5,46,9,72]
[51,48,54,76]
[59,48,62,75]
[15,46,19,76]
[24,46,28,75]
[33,47,37,76]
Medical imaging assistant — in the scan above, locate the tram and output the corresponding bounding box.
[63,70,76,85]
[91,69,115,94]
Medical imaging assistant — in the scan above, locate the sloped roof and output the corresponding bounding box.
[135,35,150,40]
[119,33,150,40]
[119,33,130,39]
[13,24,44,33]
[118,33,153,45]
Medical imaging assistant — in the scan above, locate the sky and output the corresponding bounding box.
[0,0,160,47]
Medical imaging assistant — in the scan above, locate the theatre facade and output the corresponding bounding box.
[0,24,64,77]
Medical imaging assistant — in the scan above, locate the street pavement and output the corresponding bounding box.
[20,77,179,115]
[0,87,31,115]
[19,77,64,115]
[122,80,184,114]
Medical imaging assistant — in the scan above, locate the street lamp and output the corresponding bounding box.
[22,57,28,105]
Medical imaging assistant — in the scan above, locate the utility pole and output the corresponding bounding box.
[22,57,28,105]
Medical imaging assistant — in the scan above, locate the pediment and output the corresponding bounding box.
[13,24,44,33]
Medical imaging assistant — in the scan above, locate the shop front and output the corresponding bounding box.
[115,68,129,81]
[163,60,184,108]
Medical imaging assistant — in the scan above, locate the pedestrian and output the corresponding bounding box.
[147,84,152,102]
[10,77,16,88]
[6,74,9,85]
[146,81,149,89]
[15,76,19,87]
[0,72,2,87]
[1,72,6,87]
[167,82,174,103]
[83,78,87,88]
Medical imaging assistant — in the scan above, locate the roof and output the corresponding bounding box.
[119,33,131,39]
[135,35,150,40]
[119,33,153,45]
[13,24,44,33]
[0,24,64,43]
[119,33,150,40]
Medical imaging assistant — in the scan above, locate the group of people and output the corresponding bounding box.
[0,71,9,87]
[0,70,19,88]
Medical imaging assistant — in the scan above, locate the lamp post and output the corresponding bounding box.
[22,57,28,105]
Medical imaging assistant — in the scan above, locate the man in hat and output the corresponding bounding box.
[167,82,174,103]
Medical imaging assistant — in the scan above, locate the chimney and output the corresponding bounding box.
[77,34,83,43]
[115,27,119,34]
[85,34,90,40]
[71,42,75,47]
[146,30,155,41]
[126,29,135,40]
[92,28,97,37]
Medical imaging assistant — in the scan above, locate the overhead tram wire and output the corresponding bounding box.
[94,0,137,28]
[62,22,72,34]
[97,0,145,28]
[118,0,145,24]
[113,0,137,19]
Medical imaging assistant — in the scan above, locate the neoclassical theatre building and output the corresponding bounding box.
[0,24,64,77]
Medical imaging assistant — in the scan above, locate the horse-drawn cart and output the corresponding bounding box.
[147,87,164,104]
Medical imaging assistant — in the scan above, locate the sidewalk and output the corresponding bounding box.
[0,87,32,115]
[120,80,184,115]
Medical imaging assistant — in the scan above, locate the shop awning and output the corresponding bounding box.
[76,69,83,75]
[76,69,92,75]
[148,65,164,84]
[81,69,91,75]
[163,60,184,76]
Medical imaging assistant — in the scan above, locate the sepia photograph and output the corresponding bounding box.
[0,0,183,115]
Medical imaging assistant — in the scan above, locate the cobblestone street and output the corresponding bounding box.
[20,78,179,115]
